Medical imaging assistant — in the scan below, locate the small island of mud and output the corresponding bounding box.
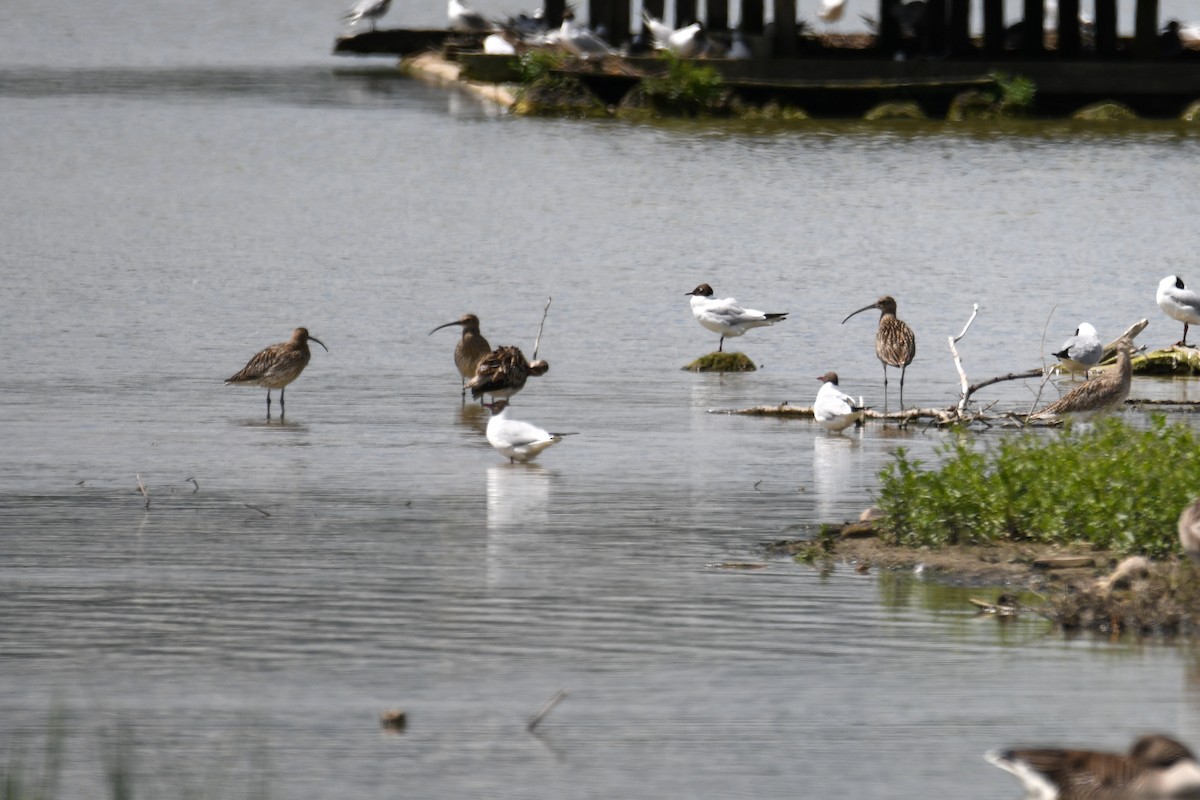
[768,523,1200,638]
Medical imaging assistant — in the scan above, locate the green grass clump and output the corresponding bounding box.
[639,53,726,116]
[876,416,1200,557]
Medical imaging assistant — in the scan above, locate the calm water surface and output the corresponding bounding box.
[6,1,1200,797]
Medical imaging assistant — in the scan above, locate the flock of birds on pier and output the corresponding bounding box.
[224,274,1200,466]
[341,0,1200,64]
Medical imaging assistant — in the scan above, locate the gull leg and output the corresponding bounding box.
[718,336,725,352]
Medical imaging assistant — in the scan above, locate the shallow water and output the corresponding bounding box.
[6,2,1200,797]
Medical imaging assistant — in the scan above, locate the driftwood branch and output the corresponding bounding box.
[136,473,150,510]
[527,689,569,732]
[949,304,979,415]
[720,316,1166,429]
[1099,318,1149,361]
[531,296,552,362]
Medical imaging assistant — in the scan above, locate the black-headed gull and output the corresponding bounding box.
[642,11,707,57]
[484,399,570,463]
[1051,322,1102,379]
[1157,275,1200,347]
[842,296,915,413]
[813,372,867,432]
[685,283,788,352]
[225,328,327,419]
[344,0,393,30]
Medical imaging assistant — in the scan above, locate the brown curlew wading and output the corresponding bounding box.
[468,345,548,403]
[225,327,327,419]
[986,734,1200,800]
[1033,336,1134,423]
[429,313,492,402]
[842,296,916,414]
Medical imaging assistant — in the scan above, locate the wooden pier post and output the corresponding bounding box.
[1021,0,1045,55]
[772,0,798,55]
[676,0,697,25]
[926,0,947,56]
[1095,0,1118,57]
[948,0,972,55]
[544,0,566,27]
[1134,0,1160,59]
[982,0,1004,55]
[876,0,901,55]
[707,0,728,32]
[740,0,763,34]
[1056,0,1081,57]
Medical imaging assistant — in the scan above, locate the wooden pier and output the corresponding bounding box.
[334,0,1200,118]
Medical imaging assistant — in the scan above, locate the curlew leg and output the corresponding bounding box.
[280,386,286,418]
[266,390,272,419]
[881,363,889,416]
[899,364,907,410]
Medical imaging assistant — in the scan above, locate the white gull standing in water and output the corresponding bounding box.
[685,283,788,352]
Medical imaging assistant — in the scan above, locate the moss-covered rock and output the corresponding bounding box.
[946,89,998,121]
[684,351,757,372]
[513,75,609,117]
[1072,101,1138,121]
[1132,346,1200,375]
[863,101,926,121]
[735,99,810,120]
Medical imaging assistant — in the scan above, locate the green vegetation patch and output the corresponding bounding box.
[876,416,1200,557]
[633,53,729,117]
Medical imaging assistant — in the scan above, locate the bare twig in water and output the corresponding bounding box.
[136,473,150,510]
[186,477,200,493]
[948,303,979,415]
[244,504,271,517]
[527,689,569,732]
[531,296,552,362]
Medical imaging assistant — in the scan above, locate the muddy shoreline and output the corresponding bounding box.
[767,524,1200,637]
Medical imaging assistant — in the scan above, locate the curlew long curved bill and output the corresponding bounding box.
[428,321,463,336]
[841,303,877,324]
